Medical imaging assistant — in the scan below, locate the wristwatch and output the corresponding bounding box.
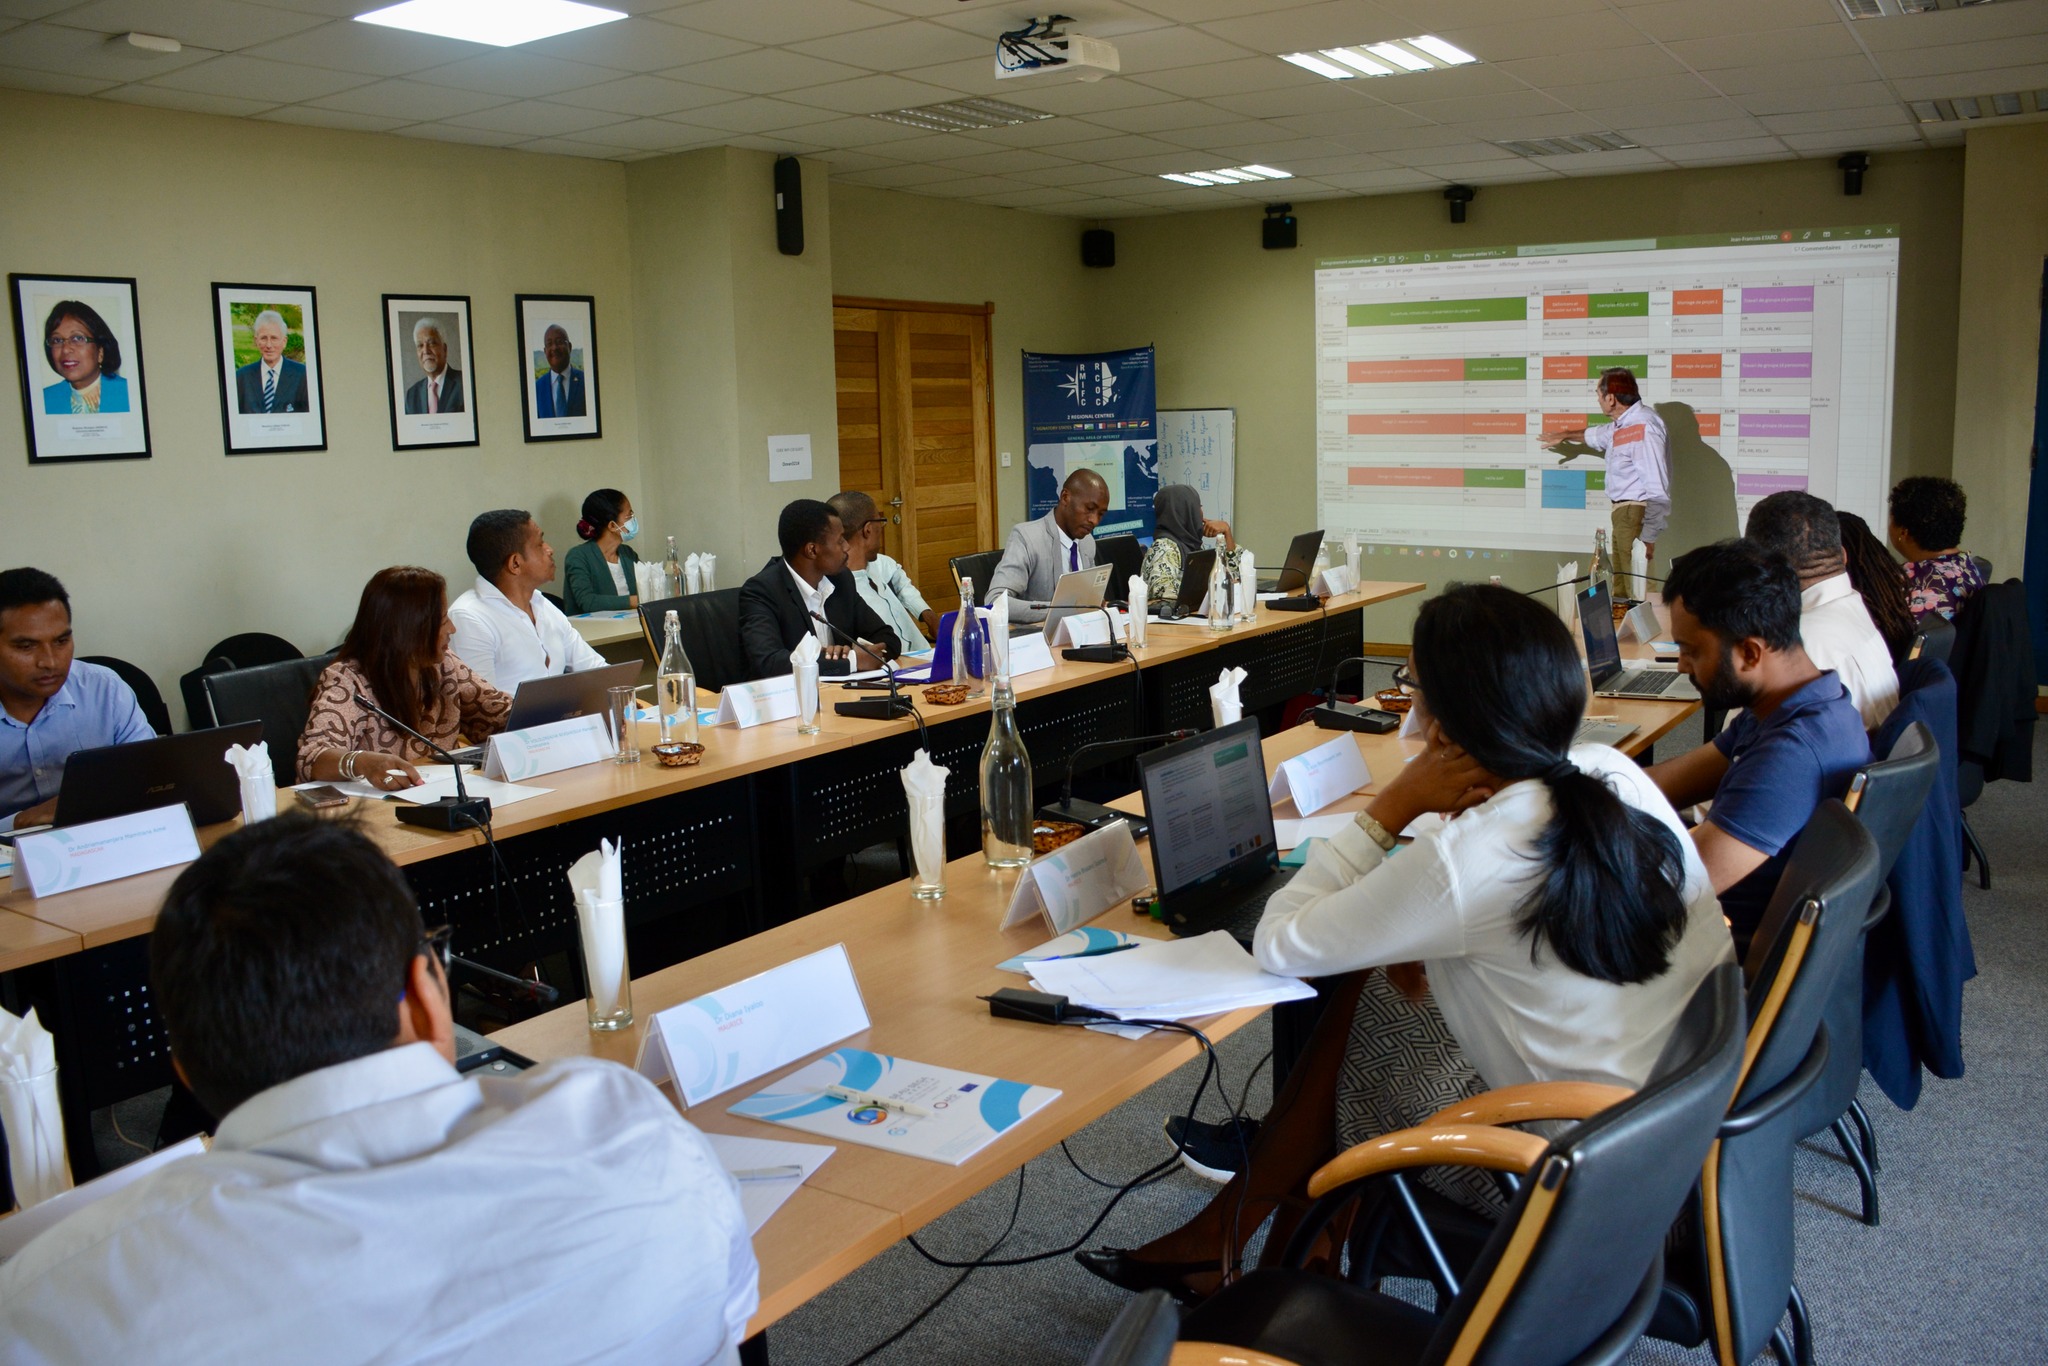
[1354,810,1398,852]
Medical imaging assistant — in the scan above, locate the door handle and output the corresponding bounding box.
[887,494,903,525]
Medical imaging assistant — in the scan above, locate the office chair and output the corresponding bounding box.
[948,550,1004,607]
[79,655,172,737]
[1165,964,1746,1366]
[203,654,336,787]
[1908,614,1954,666]
[638,589,747,695]
[179,631,302,730]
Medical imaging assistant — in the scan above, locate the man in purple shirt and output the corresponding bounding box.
[1645,540,1871,951]
[0,568,154,831]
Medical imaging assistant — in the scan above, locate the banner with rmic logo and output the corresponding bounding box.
[1023,346,1158,540]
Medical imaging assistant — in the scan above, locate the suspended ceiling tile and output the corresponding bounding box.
[930,145,1075,174]
[1621,0,1841,45]
[0,61,115,94]
[1494,45,1682,87]
[833,161,963,188]
[1708,55,1885,98]
[239,21,469,78]
[1400,89,1578,125]
[1621,116,1774,146]
[785,71,963,115]
[1892,64,2048,103]
[146,53,382,102]
[913,172,1036,197]
[0,20,215,80]
[1005,77,1181,114]
[1353,63,1529,106]
[774,114,935,148]
[1436,13,1632,63]
[549,75,736,117]
[257,104,410,132]
[1191,3,1409,54]
[682,95,835,133]
[308,77,511,121]
[1108,24,1255,73]
[1659,136,1793,162]
[546,114,715,151]
[670,47,869,96]
[961,116,1121,148]
[1778,127,1924,153]
[534,18,754,73]
[1084,98,1247,133]
[1565,72,1721,110]
[1738,83,1897,118]
[1206,81,1384,120]
[391,121,527,148]
[1856,3,2048,53]
[518,135,634,158]
[1313,166,1450,191]
[55,0,328,52]
[807,147,902,171]
[1876,35,2048,81]
[1665,26,1862,73]
[787,20,989,70]
[1759,105,1911,136]
[665,0,903,47]
[1378,140,1521,168]
[928,1,1174,40]
[1130,55,1316,100]
[101,82,276,116]
[443,101,631,137]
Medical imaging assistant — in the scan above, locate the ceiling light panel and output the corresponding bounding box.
[1903,88,2048,122]
[1280,36,1481,81]
[1157,164,1293,187]
[869,97,1053,132]
[355,0,625,48]
[1494,133,1642,158]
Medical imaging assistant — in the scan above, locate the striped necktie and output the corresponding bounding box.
[262,367,276,413]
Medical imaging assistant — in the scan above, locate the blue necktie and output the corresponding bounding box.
[262,368,276,413]
[1069,542,1078,572]
[556,375,566,415]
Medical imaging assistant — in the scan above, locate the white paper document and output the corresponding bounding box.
[1000,819,1150,936]
[636,944,870,1107]
[703,1133,833,1235]
[1269,734,1371,817]
[1274,815,1353,850]
[392,767,552,809]
[1028,930,1314,1023]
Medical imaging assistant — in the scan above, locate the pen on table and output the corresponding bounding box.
[1041,941,1139,961]
[731,1164,805,1183]
[821,1086,932,1117]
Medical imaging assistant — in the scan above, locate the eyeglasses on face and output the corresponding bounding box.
[45,333,97,350]
[420,923,453,973]
[1391,663,1418,694]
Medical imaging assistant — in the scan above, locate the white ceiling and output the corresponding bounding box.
[2,0,2045,216]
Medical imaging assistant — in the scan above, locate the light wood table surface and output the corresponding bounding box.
[0,907,82,973]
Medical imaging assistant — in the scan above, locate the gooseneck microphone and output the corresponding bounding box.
[350,693,492,832]
[809,613,915,720]
[1036,729,1197,835]
[1308,656,1400,734]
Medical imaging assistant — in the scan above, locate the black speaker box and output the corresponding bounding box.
[1081,228,1115,268]
[1262,212,1297,250]
[774,156,803,256]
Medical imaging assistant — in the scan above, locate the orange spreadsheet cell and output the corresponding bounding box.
[1347,467,1464,487]
[1671,354,1723,378]
[1694,413,1723,437]
[1348,358,1465,383]
[1673,290,1724,315]
[1544,295,1589,319]
[1543,355,1588,380]
[1347,413,1527,436]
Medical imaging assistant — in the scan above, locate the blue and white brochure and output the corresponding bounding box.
[730,1047,1061,1166]
[997,926,1139,974]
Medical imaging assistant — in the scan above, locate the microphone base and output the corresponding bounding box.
[1310,701,1400,735]
[1267,595,1321,612]
[395,796,493,831]
[835,696,917,721]
[1037,798,1149,841]
[1062,645,1127,664]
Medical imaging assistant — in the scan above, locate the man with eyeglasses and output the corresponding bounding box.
[0,813,758,1365]
[829,489,939,645]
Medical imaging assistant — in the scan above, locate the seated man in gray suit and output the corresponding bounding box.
[986,469,1109,624]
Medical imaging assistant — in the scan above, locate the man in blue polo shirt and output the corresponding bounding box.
[0,567,155,832]
[1645,539,1870,953]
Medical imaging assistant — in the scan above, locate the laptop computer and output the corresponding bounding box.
[1039,563,1114,638]
[447,659,642,765]
[1150,548,1217,621]
[1136,719,1296,944]
[1257,530,1325,595]
[1579,581,1699,702]
[51,721,264,828]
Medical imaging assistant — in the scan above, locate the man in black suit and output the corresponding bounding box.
[403,317,463,415]
[233,310,309,414]
[739,500,900,681]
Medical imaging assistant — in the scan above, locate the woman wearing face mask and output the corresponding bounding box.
[562,488,641,614]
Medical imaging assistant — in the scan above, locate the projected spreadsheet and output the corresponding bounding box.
[1313,228,1899,555]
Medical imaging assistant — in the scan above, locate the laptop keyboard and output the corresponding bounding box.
[1612,669,1685,695]
[444,745,485,766]
[1173,868,1297,944]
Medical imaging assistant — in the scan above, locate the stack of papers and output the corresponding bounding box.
[1027,930,1314,1023]
[703,1133,832,1234]
[296,765,551,808]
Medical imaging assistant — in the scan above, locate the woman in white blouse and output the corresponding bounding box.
[1079,583,1735,1301]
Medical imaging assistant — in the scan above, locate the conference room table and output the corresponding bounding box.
[494,687,1700,1337]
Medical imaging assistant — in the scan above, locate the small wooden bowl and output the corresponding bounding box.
[923,682,970,706]
[1374,689,1412,714]
[1032,820,1087,855]
[650,741,704,767]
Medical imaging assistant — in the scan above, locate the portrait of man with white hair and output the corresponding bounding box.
[233,307,309,414]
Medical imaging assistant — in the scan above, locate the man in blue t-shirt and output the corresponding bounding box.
[1645,539,1871,953]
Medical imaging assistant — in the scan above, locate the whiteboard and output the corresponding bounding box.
[1157,409,1235,526]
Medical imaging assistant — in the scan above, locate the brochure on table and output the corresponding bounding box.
[10,804,200,897]
[997,925,1140,974]
[1000,819,1150,936]
[729,1047,1061,1166]
[484,713,612,780]
[1269,733,1371,817]
[635,943,870,1107]
[703,1133,834,1235]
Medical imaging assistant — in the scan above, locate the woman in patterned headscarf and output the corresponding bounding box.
[1138,484,1234,603]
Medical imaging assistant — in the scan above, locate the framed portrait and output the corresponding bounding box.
[9,272,153,464]
[381,294,477,449]
[211,282,327,455]
[515,293,601,442]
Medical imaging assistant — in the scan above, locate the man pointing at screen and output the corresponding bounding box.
[1540,367,1670,600]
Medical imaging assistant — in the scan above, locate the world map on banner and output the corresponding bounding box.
[1024,346,1158,539]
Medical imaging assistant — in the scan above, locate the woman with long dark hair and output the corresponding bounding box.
[1080,583,1734,1300]
[297,567,511,787]
[1838,510,1916,661]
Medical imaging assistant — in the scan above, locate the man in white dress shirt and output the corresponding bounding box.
[1539,367,1671,600]
[449,508,607,692]
[1746,490,1898,729]
[829,489,938,646]
[0,812,757,1365]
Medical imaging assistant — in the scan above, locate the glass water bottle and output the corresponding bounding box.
[955,578,986,700]
[979,673,1033,867]
[1591,529,1614,599]
[1207,553,1230,632]
[657,610,697,745]
[663,536,684,597]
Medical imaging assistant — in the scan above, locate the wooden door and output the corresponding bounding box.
[833,298,996,615]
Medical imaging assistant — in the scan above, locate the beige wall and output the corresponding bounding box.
[1093,150,1968,642]
[1952,123,2048,578]
[0,90,642,725]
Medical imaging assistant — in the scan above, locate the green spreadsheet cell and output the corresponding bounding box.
[1587,472,1606,490]
[1349,297,1527,327]
[1463,468,1526,489]
[1588,293,1650,317]
[1588,355,1649,376]
[1463,357,1527,381]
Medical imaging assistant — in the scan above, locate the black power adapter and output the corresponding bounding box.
[982,987,1105,1025]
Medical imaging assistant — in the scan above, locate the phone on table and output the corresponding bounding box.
[296,785,349,810]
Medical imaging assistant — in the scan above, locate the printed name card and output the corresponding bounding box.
[635,943,870,1107]
[1269,734,1372,817]
[1312,563,1359,597]
[1618,600,1664,643]
[1005,632,1056,678]
[1047,610,1128,648]
[714,674,800,729]
[1001,819,1151,936]
[11,805,200,898]
[483,713,613,781]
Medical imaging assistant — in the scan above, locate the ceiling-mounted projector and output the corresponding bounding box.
[995,15,1119,83]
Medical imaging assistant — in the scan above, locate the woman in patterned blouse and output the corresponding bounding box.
[1138,483,1236,604]
[1887,476,1986,620]
[297,567,511,787]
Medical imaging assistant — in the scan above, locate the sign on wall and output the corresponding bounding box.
[1023,345,1158,539]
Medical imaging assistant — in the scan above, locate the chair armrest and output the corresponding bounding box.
[1720,1023,1829,1138]
[1171,1345,1300,1366]
[1307,1123,1547,1199]
[1421,1081,1634,1129]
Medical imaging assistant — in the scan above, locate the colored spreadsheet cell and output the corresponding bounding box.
[1348,358,1465,383]
[1740,352,1813,379]
[1587,471,1605,491]
[1543,356,1587,380]
[1541,469,1588,509]
[1348,467,1465,487]
[1739,413,1812,438]
[1464,357,1527,381]
[1589,293,1650,318]
[1740,287,1814,314]
[1589,354,1650,375]
[1671,354,1723,378]
[1348,297,1527,327]
[1736,473,1809,496]
[1673,290,1724,315]
[1347,413,1529,436]
[1694,414,1723,438]
[1464,468,1526,489]
[1544,295,1589,319]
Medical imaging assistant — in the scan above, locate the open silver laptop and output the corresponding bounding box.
[1579,581,1699,702]
[1040,563,1114,639]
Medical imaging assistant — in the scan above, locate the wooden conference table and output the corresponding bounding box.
[494,691,1699,1335]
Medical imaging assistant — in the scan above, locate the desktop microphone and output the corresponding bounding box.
[349,693,492,832]
[1063,604,1129,664]
[1036,729,1195,835]
[808,613,916,720]
[448,951,560,1006]
[1308,656,1400,735]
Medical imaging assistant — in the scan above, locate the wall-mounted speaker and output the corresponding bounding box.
[1261,203,1296,251]
[1081,228,1115,268]
[774,156,803,256]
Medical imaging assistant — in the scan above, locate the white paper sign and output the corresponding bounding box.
[767,433,813,483]
[1269,734,1371,817]
[1001,819,1151,936]
[12,805,200,898]
[635,943,870,1106]
[1618,600,1663,643]
[1312,563,1358,597]
[1047,609,1128,647]
[483,713,612,780]
[715,674,800,728]
[1005,632,1056,679]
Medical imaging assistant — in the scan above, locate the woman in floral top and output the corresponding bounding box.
[298,567,511,787]
[1887,476,1986,620]
[1139,484,1236,605]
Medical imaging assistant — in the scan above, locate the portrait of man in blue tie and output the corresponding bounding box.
[533,323,586,418]
[233,310,309,415]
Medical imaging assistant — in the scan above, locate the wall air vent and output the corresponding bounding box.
[1494,133,1641,157]
[1840,0,2014,18]
[1908,88,2048,121]
[870,98,1053,133]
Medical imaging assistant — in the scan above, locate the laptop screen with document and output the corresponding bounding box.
[1137,719,1277,898]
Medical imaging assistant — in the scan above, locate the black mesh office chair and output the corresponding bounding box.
[638,590,747,695]
[203,654,335,787]
[79,655,172,737]
[948,550,1004,605]
[1168,964,1747,1366]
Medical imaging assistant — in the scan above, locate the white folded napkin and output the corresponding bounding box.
[567,841,629,1020]
[0,1005,71,1209]
[1210,665,1247,728]
[699,553,717,591]
[987,591,1011,681]
[901,748,950,893]
[225,742,276,822]
[1235,549,1255,620]
[1630,540,1649,601]
[1556,560,1579,627]
[791,635,821,722]
[1127,574,1147,648]
[1344,535,1361,582]
[685,552,703,595]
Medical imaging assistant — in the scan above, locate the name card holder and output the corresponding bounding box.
[714,674,800,729]
[1270,734,1372,817]
[1001,819,1151,936]
[12,804,201,897]
[483,713,613,781]
[635,943,870,1106]
[1312,563,1359,597]
[1047,610,1128,648]
[1005,633,1057,679]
